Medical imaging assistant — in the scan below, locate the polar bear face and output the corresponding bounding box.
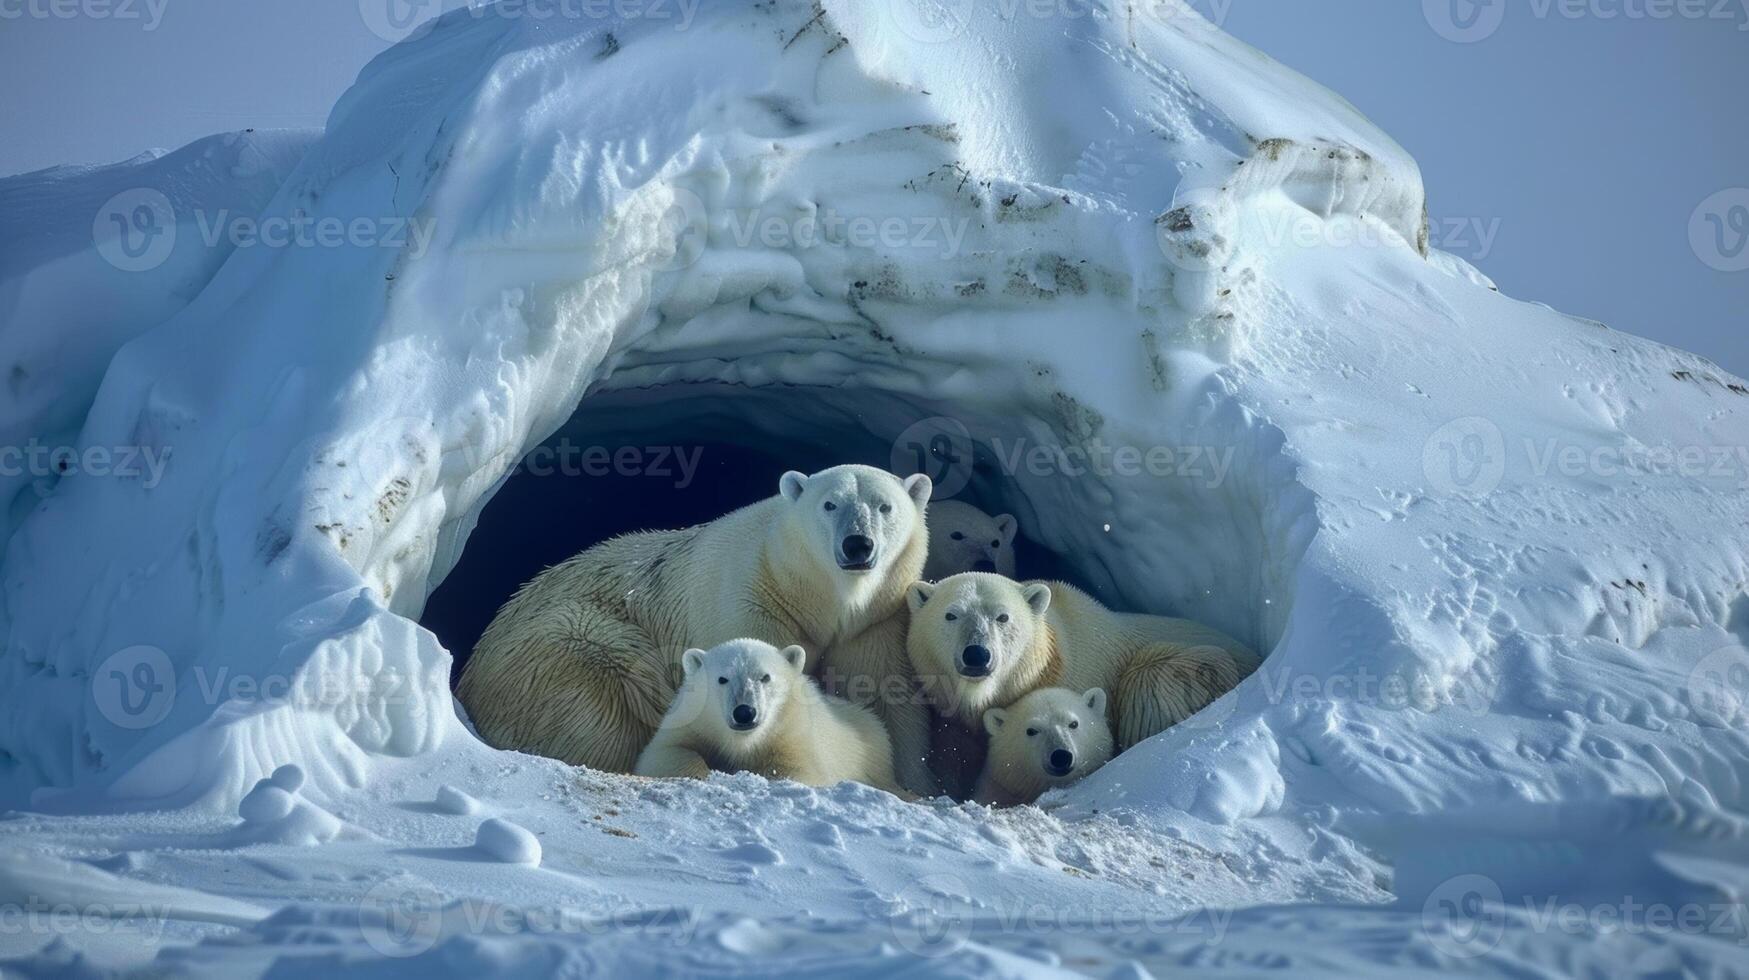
[779,465,931,579]
[984,687,1114,795]
[680,638,806,746]
[907,573,1052,719]
[923,500,1017,581]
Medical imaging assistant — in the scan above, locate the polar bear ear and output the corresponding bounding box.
[902,473,933,506]
[907,580,936,612]
[1083,688,1107,716]
[779,471,808,502]
[1021,582,1052,616]
[993,514,1018,543]
[780,645,806,672]
[983,707,1008,736]
[682,649,707,677]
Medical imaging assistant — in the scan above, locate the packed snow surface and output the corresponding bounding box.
[2,0,1748,975]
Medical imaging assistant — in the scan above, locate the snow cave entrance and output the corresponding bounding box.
[423,379,1298,690]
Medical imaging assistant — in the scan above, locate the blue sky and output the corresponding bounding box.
[2,0,1744,377]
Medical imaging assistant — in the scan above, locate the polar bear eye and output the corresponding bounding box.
[996,613,1009,624]
[1026,728,1038,737]
[823,501,836,512]
[950,531,965,541]
[990,539,1000,548]
[717,677,728,685]
[944,612,957,622]
[760,674,771,683]
[880,503,893,514]
[1069,720,1079,729]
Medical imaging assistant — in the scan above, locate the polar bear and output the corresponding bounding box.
[634,638,902,794]
[906,573,1259,751]
[456,464,935,793]
[974,687,1114,806]
[923,500,1018,581]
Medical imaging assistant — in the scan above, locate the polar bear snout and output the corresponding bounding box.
[1046,748,1075,776]
[972,557,997,573]
[837,533,877,570]
[958,644,994,677]
[730,703,759,730]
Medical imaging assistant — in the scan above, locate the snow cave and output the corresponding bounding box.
[424,377,1303,688]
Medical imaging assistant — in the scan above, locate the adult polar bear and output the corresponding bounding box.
[457,465,936,793]
[908,573,1260,752]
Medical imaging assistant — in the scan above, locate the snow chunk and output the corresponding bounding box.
[473,818,541,865]
[433,784,480,816]
[231,770,345,847]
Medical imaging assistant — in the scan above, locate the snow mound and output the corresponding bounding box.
[473,817,541,865]
[2,0,1748,972]
[433,783,479,816]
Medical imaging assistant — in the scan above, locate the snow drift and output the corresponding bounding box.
[3,0,1749,972]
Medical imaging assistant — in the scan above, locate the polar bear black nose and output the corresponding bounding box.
[1048,749,1074,774]
[973,558,996,573]
[732,704,757,728]
[959,645,992,676]
[840,535,875,565]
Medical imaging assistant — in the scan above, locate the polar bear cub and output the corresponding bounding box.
[923,500,1018,581]
[634,638,902,794]
[906,573,1260,751]
[975,687,1114,806]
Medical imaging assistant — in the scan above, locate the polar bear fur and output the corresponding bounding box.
[923,500,1017,581]
[906,573,1260,751]
[975,687,1115,806]
[634,638,902,794]
[456,464,935,792]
